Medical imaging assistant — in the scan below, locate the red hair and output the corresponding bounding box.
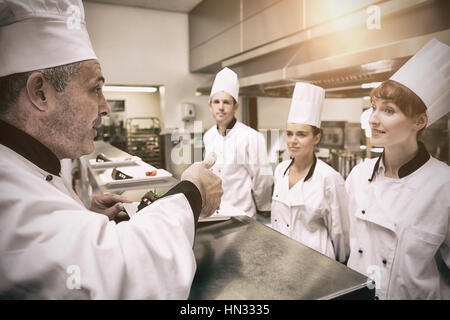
[370,80,427,118]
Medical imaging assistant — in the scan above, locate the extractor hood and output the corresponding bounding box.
[195,0,449,98]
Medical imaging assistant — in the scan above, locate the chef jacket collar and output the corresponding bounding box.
[0,119,61,176]
[368,141,430,182]
[216,117,237,136]
[283,154,317,182]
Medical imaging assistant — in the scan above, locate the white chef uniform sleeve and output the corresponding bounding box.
[0,173,200,299]
[325,176,350,263]
[140,180,203,225]
[109,180,202,299]
[246,131,274,211]
[114,193,196,299]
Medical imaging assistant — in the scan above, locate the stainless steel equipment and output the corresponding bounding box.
[318,121,364,178]
[330,150,362,179]
[190,216,375,300]
[193,0,449,100]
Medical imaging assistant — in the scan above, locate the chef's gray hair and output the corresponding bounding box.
[0,62,82,115]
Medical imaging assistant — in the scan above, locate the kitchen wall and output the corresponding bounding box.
[103,91,161,128]
[257,97,364,130]
[84,2,365,136]
[257,96,366,165]
[84,2,221,134]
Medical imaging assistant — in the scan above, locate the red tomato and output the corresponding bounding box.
[145,170,157,176]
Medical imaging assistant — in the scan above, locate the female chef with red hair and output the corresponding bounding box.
[346,39,450,299]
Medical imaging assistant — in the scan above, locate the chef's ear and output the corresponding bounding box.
[26,72,49,112]
[233,99,239,112]
[414,112,427,131]
[313,131,322,146]
[208,98,213,110]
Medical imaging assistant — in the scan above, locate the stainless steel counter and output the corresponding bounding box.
[190,216,374,300]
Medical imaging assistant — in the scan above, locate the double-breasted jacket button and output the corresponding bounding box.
[358,248,363,254]
[382,259,387,265]
[45,175,53,181]
[361,210,366,214]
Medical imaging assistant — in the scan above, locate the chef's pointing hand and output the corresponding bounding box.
[181,152,223,218]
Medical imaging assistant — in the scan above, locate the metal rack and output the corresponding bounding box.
[125,117,163,168]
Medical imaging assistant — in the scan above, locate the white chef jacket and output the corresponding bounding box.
[0,129,197,299]
[345,144,450,300]
[271,158,350,262]
[203,120,273,217]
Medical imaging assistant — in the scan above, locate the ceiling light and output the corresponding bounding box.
[361,82,382,89]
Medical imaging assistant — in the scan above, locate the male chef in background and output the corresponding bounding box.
[203,68,273,218]
[0,0,222,299]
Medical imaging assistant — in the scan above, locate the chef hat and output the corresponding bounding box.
[390,38,449,126]
[287,82,325,128]
[0,0,97,77]
[210,67,239,102]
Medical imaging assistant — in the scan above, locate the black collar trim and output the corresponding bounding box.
[216,117,237,136]
[283,155,317,182]
[0,119,61,176]
[368,142,430,182]
[368,156,382,182]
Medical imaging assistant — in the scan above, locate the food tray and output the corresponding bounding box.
[97,161,172,186]
[89,156,141,168]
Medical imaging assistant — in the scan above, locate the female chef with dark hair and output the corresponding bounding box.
[271,83,350,263]
[345,39,450,300]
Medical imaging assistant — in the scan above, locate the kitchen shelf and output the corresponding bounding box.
[125,117,163,168]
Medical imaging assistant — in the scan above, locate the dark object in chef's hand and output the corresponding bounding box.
[111,167,133,180]
[96,153,112,162]
[137,190,159,211]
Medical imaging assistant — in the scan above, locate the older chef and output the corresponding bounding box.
[203,68,273,218]
[0,0,222,299]
[346,38,450,299]
[271,83,350,262]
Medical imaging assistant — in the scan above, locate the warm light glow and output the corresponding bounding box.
[103,86,158,93]
[361,82,382,89]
